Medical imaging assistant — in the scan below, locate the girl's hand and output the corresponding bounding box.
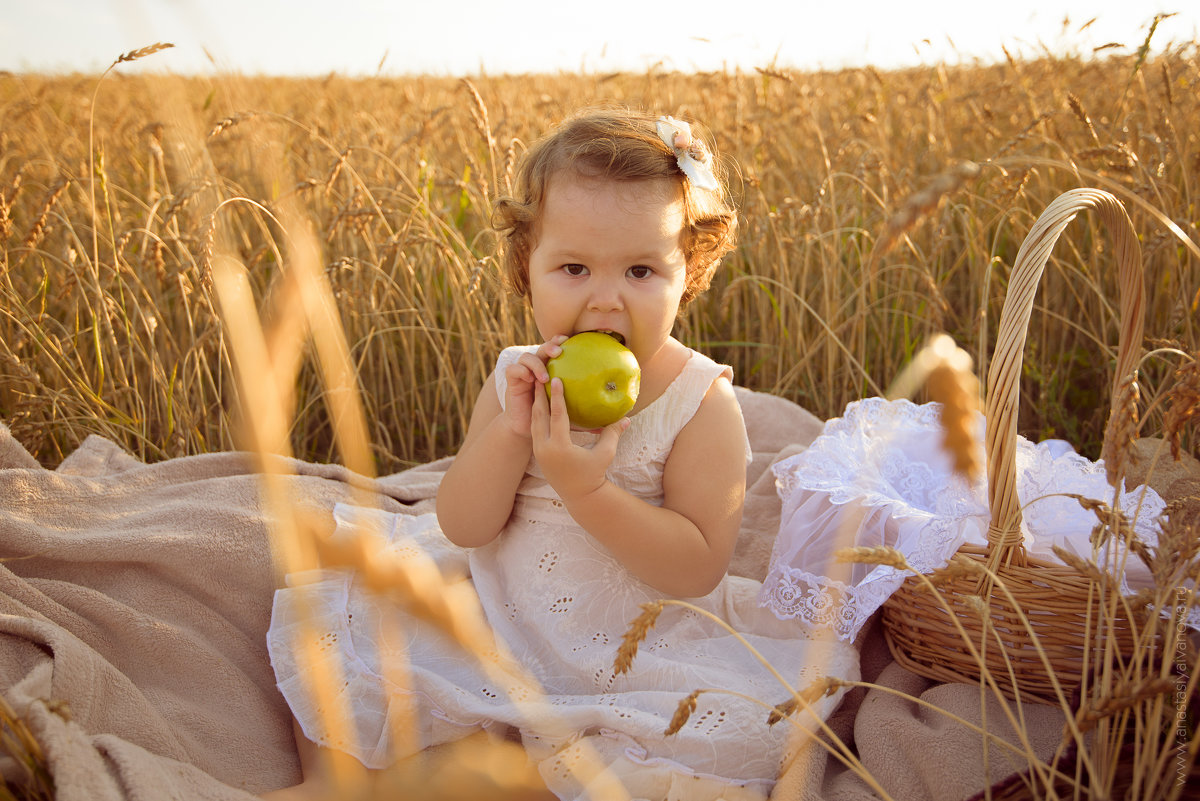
[500,336,568,438]
[531,376,629,502]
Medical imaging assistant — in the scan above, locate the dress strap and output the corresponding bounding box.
[652,351,752,463]
[493,345,538,409]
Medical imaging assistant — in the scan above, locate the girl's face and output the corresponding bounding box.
[526,172,688,374]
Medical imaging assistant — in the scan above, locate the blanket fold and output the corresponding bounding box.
[0,423,429,797]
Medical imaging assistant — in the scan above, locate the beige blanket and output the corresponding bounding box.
[3,389,1191,800]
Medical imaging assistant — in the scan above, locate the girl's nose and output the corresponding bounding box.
[587,278,623,311]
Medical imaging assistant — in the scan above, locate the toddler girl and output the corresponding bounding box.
[266,108,858,800]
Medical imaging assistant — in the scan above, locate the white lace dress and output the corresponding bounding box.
[267,346,860,801]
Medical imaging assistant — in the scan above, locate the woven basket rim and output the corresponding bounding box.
[980,187,1145,568]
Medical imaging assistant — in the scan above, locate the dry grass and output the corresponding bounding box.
[0,694,54,801]
[1,25,1199,801]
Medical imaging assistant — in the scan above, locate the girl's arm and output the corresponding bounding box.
[435,376,530,547]
[437,340,566,547]
[532,375,746,598]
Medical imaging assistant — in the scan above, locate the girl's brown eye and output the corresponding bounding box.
[629,266,652,279]
[564,264,588,276]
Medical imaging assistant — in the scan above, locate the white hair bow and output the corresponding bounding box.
[655,116,719,191]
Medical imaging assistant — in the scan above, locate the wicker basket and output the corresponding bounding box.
[880,188,1147,706]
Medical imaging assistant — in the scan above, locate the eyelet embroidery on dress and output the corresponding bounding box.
[537,551,559,572]
[548,596,573,613]
[546,744,583,779]
[571,630,612,654]
[394,544,420,560]
[692,708,727,735]
[645,635,670,653]
[592,666,617,692]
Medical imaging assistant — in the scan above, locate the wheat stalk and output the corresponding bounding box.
[0,694,55,801]
[885,333,983,481]
[18,177,69,257]
[876,160,980,254]
[113,42,174,66]
[1162,353,1200,460]
[613,601,664,676]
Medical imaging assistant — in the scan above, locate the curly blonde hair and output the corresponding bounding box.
[492,108,738,306]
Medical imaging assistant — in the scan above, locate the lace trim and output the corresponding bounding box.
[759,561,892,640]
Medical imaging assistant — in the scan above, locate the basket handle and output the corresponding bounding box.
[983,188,1145,565]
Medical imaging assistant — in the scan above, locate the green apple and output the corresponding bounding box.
[546,332,641,430]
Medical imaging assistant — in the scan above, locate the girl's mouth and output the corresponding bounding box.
[587,329,626,345]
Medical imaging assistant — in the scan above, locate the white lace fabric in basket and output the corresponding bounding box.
[759,397,1184,642]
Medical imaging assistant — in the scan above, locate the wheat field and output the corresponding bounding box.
[1,37,1197,473]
